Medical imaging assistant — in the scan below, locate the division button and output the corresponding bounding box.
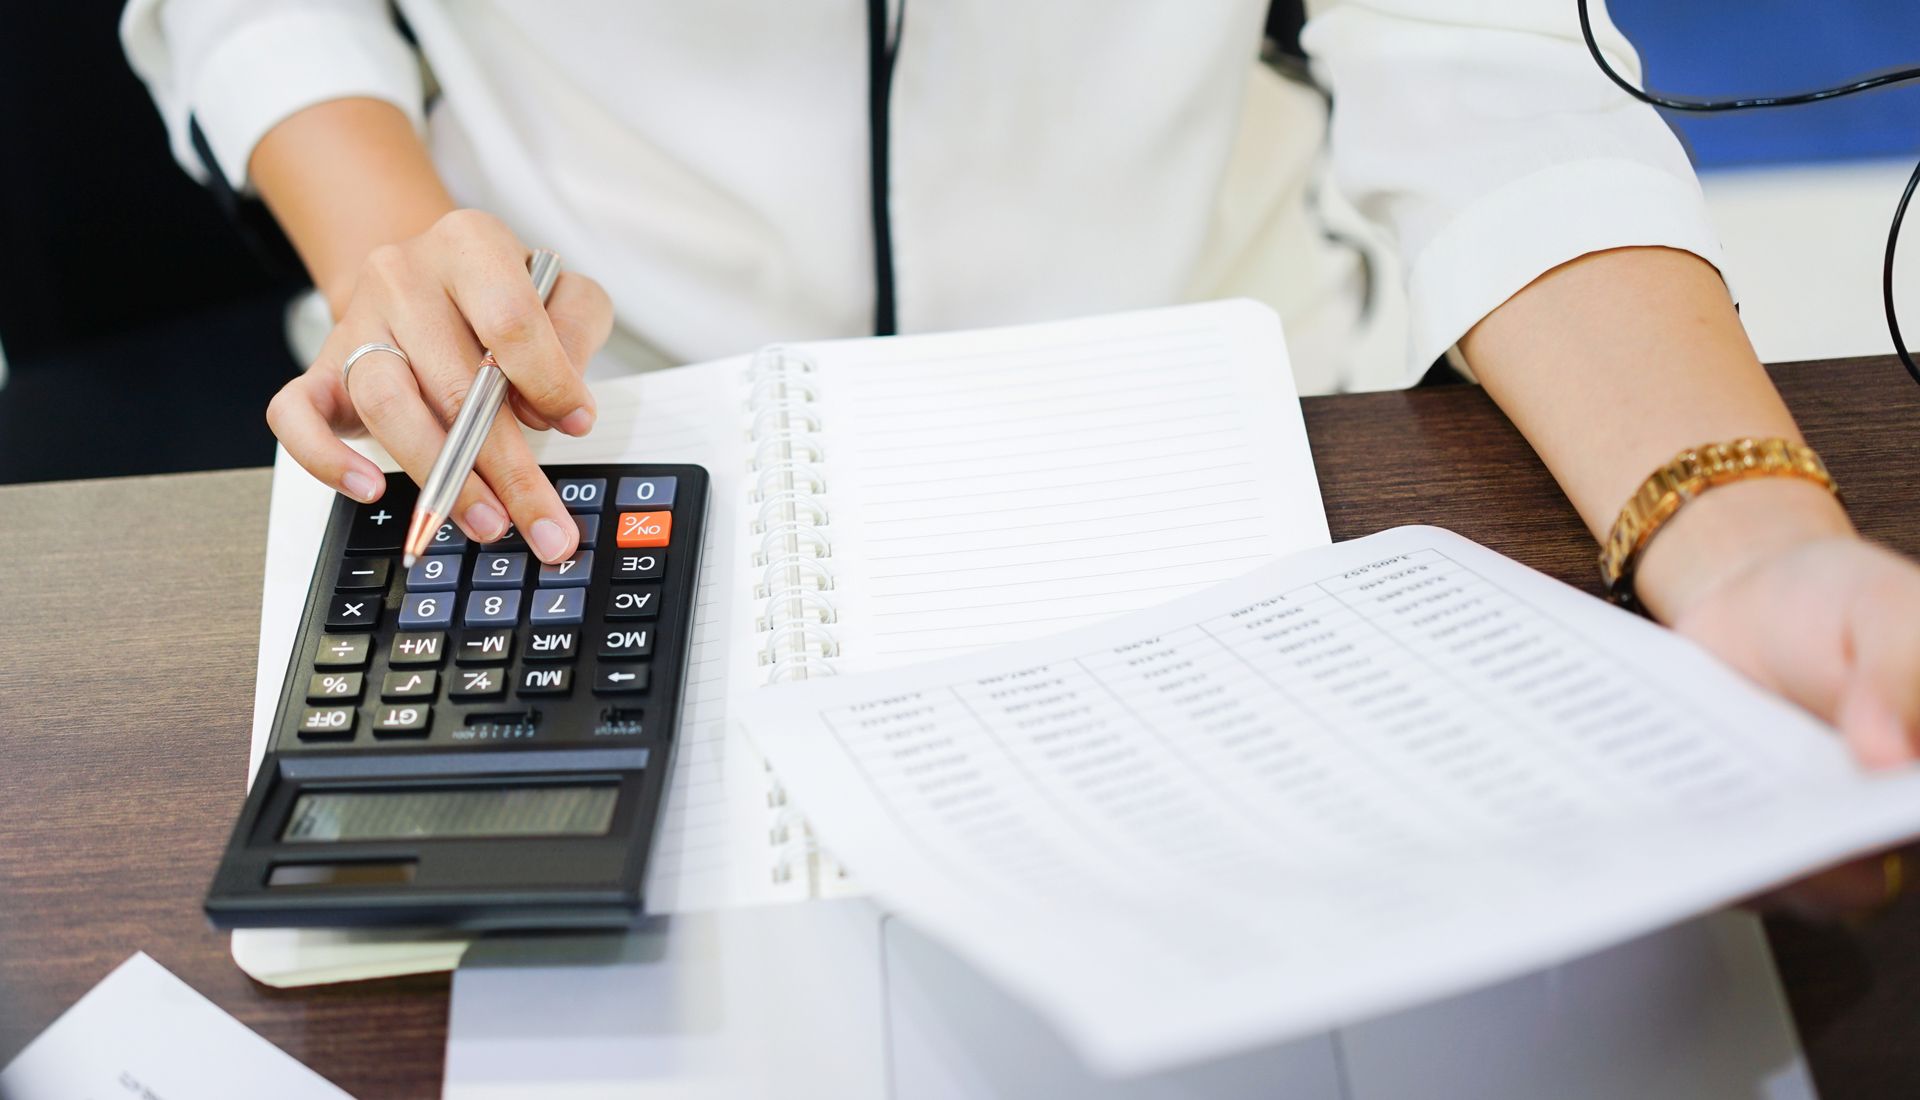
[599,627,654,659]
[610,550,665,582]
[615,476,677,509]
[389,631,446,665]
[398,591,455,630]
[518,666,573,695]
[371,704,431,737]
[381,669,437,700]
[314,634,372,668]
[472,551,529,589]
[406,554,460,591]
[325,594,381,630]
[449,667,507,700]
[528,588,585,625]
[593,665,651,694]
[615,511,672,549]
[538,550,593,588]
[335,557,391,591]
[555,478,608,512]
[525,629,578,660]
[306,671,363,702]
[456,629,514,664]
[297,706,356,740]
[463,590,522,627]
[607,585,661,620]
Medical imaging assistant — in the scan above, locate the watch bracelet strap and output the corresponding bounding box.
[1599,438,1840,611]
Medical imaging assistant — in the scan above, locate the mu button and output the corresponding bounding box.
[518,666,573,695]
[594,665,650,694]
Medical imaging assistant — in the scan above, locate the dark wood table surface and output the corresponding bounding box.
[3,357,1917,1098]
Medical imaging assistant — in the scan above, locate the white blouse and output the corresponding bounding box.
[121,0,1725,393]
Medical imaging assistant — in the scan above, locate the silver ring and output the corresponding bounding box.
[341,341,411,391]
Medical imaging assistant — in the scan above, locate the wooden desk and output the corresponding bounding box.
[3,357,1916,1098]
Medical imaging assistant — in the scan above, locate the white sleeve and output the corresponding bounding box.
[1301,0,1728,377]
[120,0,425,192]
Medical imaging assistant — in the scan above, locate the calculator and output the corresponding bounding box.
[205,464,708,930]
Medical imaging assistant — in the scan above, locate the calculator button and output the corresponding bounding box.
[528,588,585,625]
[538,551,593,588]
[556,478,608,512]
[456,629,514,664]
[390,631,446,665]
[611,551,666,582]
[607,586,661,620]
[406,554,460,591]
[594,665,651,694]
[464,590,521,627]
[326,594,381,630]
[381,669,438,700]
[616,511,672,548]
[599,626,654,659]
[398,592,455,630]
[297,706,357,740]
[615,476,677,509]
[449,667,507,700]
[525,629,578,660]
[473,552,529,589]
[486,523,529,551]
[518,667,573,695]
[427,520,468,553]
[572,514,600,547]
[347,503,408,550]
[306,671,363,702]
[315,634,371,667]
[371,704,431,737]
[335,557,390,591]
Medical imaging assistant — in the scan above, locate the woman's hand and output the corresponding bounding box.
[266,209,615,563]
[1640,482,1920,917]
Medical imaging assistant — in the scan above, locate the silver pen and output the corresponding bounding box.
[402,248,564,567]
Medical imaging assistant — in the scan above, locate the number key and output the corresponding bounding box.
[473,552,528,589]
[464,590,521,627]
[571,513,600,547]
[407,554,459,591]
[399,592,455,630]
[538,551,593,588]
[528,588,585,625]
[556,478,607,512]
[427,520,468,552]
[615,476,676,509]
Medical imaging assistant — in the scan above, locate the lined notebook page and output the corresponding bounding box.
[813,300,1328,667]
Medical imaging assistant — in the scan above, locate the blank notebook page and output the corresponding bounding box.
[811,300,1328,667]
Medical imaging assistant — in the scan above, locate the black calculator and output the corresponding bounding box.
[205,464,708,930]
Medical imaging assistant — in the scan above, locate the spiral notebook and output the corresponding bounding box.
[233,299,1329,984]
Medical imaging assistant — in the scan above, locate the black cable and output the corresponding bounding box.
[1576,0,1920,386]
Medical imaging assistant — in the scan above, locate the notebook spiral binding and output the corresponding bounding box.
[746,347,842,891]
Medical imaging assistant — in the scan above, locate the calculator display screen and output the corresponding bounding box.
[281,785,618,843]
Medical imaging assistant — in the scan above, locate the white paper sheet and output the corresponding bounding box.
[737,526,1920,1073]
[0,953,350,1099]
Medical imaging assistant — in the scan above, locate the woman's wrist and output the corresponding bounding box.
[1631,475,1855,623]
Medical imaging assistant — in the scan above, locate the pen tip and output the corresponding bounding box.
[401,510,441,571]
[402,552,418,570]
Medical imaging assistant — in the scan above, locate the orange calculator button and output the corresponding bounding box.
[616,511,672,548]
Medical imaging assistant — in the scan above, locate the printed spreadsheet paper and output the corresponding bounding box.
[737,526,1920,1074]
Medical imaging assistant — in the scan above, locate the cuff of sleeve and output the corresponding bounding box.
[1404,159,1731,381]
[191,10,425,193]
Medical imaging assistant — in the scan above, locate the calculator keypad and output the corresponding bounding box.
[281,465,703,750]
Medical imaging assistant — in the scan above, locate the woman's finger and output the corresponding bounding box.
[267,370,387,503]
[343,349,510,542]
[469,409,579,564]
[428,211,597,434]
[545,271,615,372]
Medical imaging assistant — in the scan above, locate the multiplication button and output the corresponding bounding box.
[326,594,380,630]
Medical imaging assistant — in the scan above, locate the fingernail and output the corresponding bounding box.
[464,501,508,541]
[557,406,595,436]
[342,470,381,503]
[529,517,572,562]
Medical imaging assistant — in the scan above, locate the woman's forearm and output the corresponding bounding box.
[249,97,456,316]
[1460,246,1854,621]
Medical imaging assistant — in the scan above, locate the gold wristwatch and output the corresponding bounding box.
[1600,438,1840,611]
